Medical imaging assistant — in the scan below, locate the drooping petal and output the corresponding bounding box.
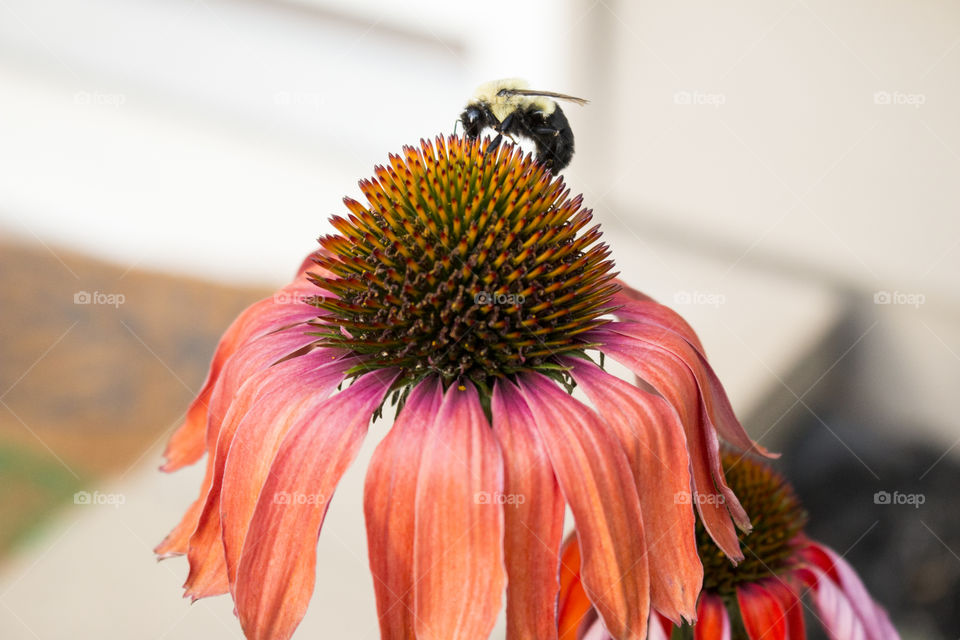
[160,271,323,473]
[611,282,705,354]
[205,327,320,445]
[694,593,730,640]
[558,534,594,640]
[233,369,397,640]
[413,382,505,640]
[593,334,742,561]
[185,348,349,599]
[609,321,774,459]
[795,566,866,640]
[518,374,649,640]
[492,380,565,640]
[800,543,899,640]
[154,455,218,558]
[567,358,701,624]
[763,578,805,640]
[737,582,787,640]
[364,378,444,640]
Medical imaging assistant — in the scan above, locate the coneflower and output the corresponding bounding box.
[157,135,771,640]
[558,451,899,640]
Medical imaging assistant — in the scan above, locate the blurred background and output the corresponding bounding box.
[0,0,957,638]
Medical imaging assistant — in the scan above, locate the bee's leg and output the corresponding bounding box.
[535,127,560,137]
[485,133,504,155]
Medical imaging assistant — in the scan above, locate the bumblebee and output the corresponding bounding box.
[459,78,588,172]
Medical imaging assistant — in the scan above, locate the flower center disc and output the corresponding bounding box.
[699,452,808,595]
[310,135,618,390]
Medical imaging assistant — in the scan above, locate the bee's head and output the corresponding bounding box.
[459,105,486,138]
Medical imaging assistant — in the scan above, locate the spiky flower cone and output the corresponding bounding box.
[311,137,618,391]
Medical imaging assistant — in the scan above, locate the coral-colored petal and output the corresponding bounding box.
[185,349,349,598]
[557,535,594,640]
[610,321,774,460]
[154,457,216,558]
[518,374,649,640]
[568,358,701,624]
[412,382,505,640]
[595,335,742,562]
[737,582,787,640]
[161,386,213,473]
[764,579,805,640]
[204,327,319,444]
[365,379,444,640]
[611,282,705,354]
[233,369,396,640]
[800,543,899,640]
[161,280,321,473]
[492,381,564,640]
[694,593,730,640]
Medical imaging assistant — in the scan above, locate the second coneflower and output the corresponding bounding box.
[558,452,900,640]
[157,135,771,640]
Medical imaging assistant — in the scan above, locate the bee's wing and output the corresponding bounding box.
[498,88,589,106]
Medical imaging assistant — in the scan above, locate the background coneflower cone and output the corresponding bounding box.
[559,452,900,640]
[156,135,775,640]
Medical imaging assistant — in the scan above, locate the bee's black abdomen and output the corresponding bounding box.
[536,107,575,171]
[513,105,575,172]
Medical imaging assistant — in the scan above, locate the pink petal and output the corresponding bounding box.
[594,335,742,561]
[185,349,349,599]
[492,381,565,640]
[364,379,444,640]
[647,612,673,640]
[800,543,899,640]
[795,566,866,640]
[567,358,701,624]
[737,582,787,640]
[518,374,650,640]
[413,382,506,640]
[233,369,397,640]
[694,593,730,640]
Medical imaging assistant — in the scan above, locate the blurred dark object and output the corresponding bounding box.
[0,241,267,559]
[780,415,959,639]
